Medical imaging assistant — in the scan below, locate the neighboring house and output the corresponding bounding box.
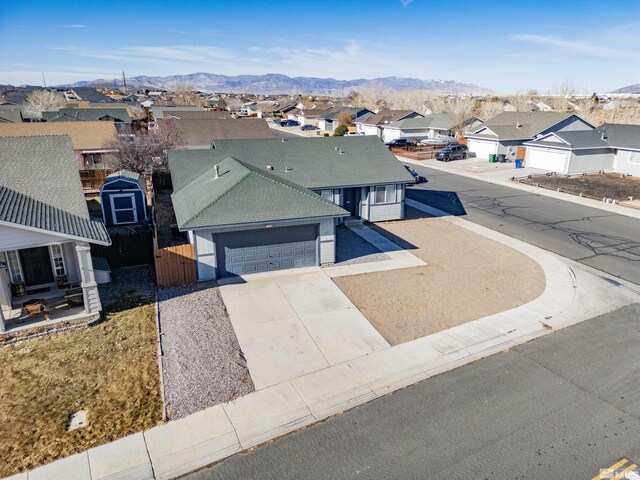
[41,107,134,134]
[523,123,640,175]
[287,106,333,126]
[0,105,23,123]
[151,105,206,120]
[0,136,111,331]
[381,114,483,143]
[355,109,423,137]
[465,112,594,160]
[100,171,148,226]
[168,136,415,281]
[317,108,373,132]
[0,121,118,170]
[161,115,275,148]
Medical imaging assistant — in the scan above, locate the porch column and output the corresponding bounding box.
[0,306,5,333]
[75,242,102,314]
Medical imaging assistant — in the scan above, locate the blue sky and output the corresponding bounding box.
[1,0,639,93]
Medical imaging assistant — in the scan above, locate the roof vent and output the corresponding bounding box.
[516,122,523,128]
[601,131,607,141]
[285,166,292,172]
[335,146,340,150]
[214,164,220,178]
[266,165,274,170]
[339,149,345,155]
[281,137,286,142]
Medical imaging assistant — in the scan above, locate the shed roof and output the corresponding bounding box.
[0,121,117,150]
[0,136,110,244]
[0,105,23,123]
[105,170,146,190]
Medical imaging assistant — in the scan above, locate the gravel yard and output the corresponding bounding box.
[98,264,156,308]
[334,224,390,265]
[158,285,254,419]
[333,208,546,345]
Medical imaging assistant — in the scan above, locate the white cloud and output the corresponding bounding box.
[52,44,236,64]
[399,0,414,6]
[511,33,631,58]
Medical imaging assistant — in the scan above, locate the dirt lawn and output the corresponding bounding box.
[333,210,545,345]
[519,172,640,201]
[0,292,162,476]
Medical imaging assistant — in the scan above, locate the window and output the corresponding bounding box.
[320,189,334,202]
[49,244,65,276]
[5,250,22,283]
[629,151,640,164]
[374,185,396,204]
[110,193,138,225]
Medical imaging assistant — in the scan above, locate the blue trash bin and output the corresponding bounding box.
[515,158,523,169]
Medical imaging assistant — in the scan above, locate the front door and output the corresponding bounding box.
[343,188,356,216]
[20,247,54,286]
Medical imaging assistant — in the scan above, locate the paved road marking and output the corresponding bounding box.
[593,458,639,479]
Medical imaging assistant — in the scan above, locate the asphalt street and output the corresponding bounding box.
[185,304,640,480]
[405,165,640,284]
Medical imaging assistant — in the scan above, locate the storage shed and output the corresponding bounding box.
[100,170,148,226]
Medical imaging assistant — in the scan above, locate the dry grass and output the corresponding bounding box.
[520,172,640,201]
[333,212,545,345]
[0,293,162,476]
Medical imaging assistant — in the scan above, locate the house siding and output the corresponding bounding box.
[540,116,593,135]
[568,148,614,174]
[361,184,404,222]
[613,149,640,176]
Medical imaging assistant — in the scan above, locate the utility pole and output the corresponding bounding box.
[122,71,127,93]
[42,72,47,88]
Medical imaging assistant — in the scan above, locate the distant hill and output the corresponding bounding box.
[62,72,492,96]
[611,84,640,94]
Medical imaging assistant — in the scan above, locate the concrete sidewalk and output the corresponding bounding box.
[399,155,640,220]
[9,206,640,480]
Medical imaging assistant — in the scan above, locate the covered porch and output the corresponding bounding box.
[0,239,102,333]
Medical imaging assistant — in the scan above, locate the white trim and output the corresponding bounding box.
[49,244,66,277]
[5,250,23,284]
[109,192,138,225]
[103,177,140,188]
[0,220,110,246]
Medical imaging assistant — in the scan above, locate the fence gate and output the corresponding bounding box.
[154,244,196,287]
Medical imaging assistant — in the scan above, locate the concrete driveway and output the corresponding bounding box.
[219,267,390,390]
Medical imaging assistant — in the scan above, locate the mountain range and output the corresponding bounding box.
[611,84,640,94]
[64,72,493,96]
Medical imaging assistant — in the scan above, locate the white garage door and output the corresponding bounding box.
[467,139,497,159]
[527,149,567,173]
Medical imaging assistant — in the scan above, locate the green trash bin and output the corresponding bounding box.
[489,153,496,163]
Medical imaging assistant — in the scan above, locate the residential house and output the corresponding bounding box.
[0,121,118,170]
[523,123,640,175]
[161,114,274,148]
[355,109,423,137]
[0,105,23,123]
[0,136,111,331]
[287,106,333,127]
[317,108,374,133]
[168,136,415,281]
[381,114,483,143]
[41,107,134,134]
[465,112,594,160]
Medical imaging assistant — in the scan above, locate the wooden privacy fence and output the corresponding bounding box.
[390,144,449,160]
[91,228,154,268]
[80,169,113,191]
[155,244,196,287]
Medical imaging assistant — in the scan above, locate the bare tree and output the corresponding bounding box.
[105,120,184,175]
[337,111,354,126]
[350,82,392,110]
[22,89,64,120]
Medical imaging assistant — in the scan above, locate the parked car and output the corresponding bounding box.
[344,131,365,136]
[385,138,410,148]
[300,124,318,131]
[283,120,300,127]
[272,120,284,126]
[419,136,458,146]
[404,165,424,183]
[435,144,468,162]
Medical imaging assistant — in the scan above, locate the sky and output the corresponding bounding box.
[1,0,639,93]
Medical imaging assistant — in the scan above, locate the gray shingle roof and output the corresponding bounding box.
[42,107,132,123]
[598,123,640,150]
[357,109,421,126]
[0,136,110,244]
[169,136,415,191]
[105,170,146,190]
[0,105,23,123]
[386,113,460,130]
[468,112,587,141]
[163,116,275,147]
[172,156,348,229]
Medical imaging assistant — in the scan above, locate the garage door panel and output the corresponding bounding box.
[468,139,497,159]
[216,225,319,277]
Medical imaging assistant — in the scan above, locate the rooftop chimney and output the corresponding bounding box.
[214,164,220,178]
